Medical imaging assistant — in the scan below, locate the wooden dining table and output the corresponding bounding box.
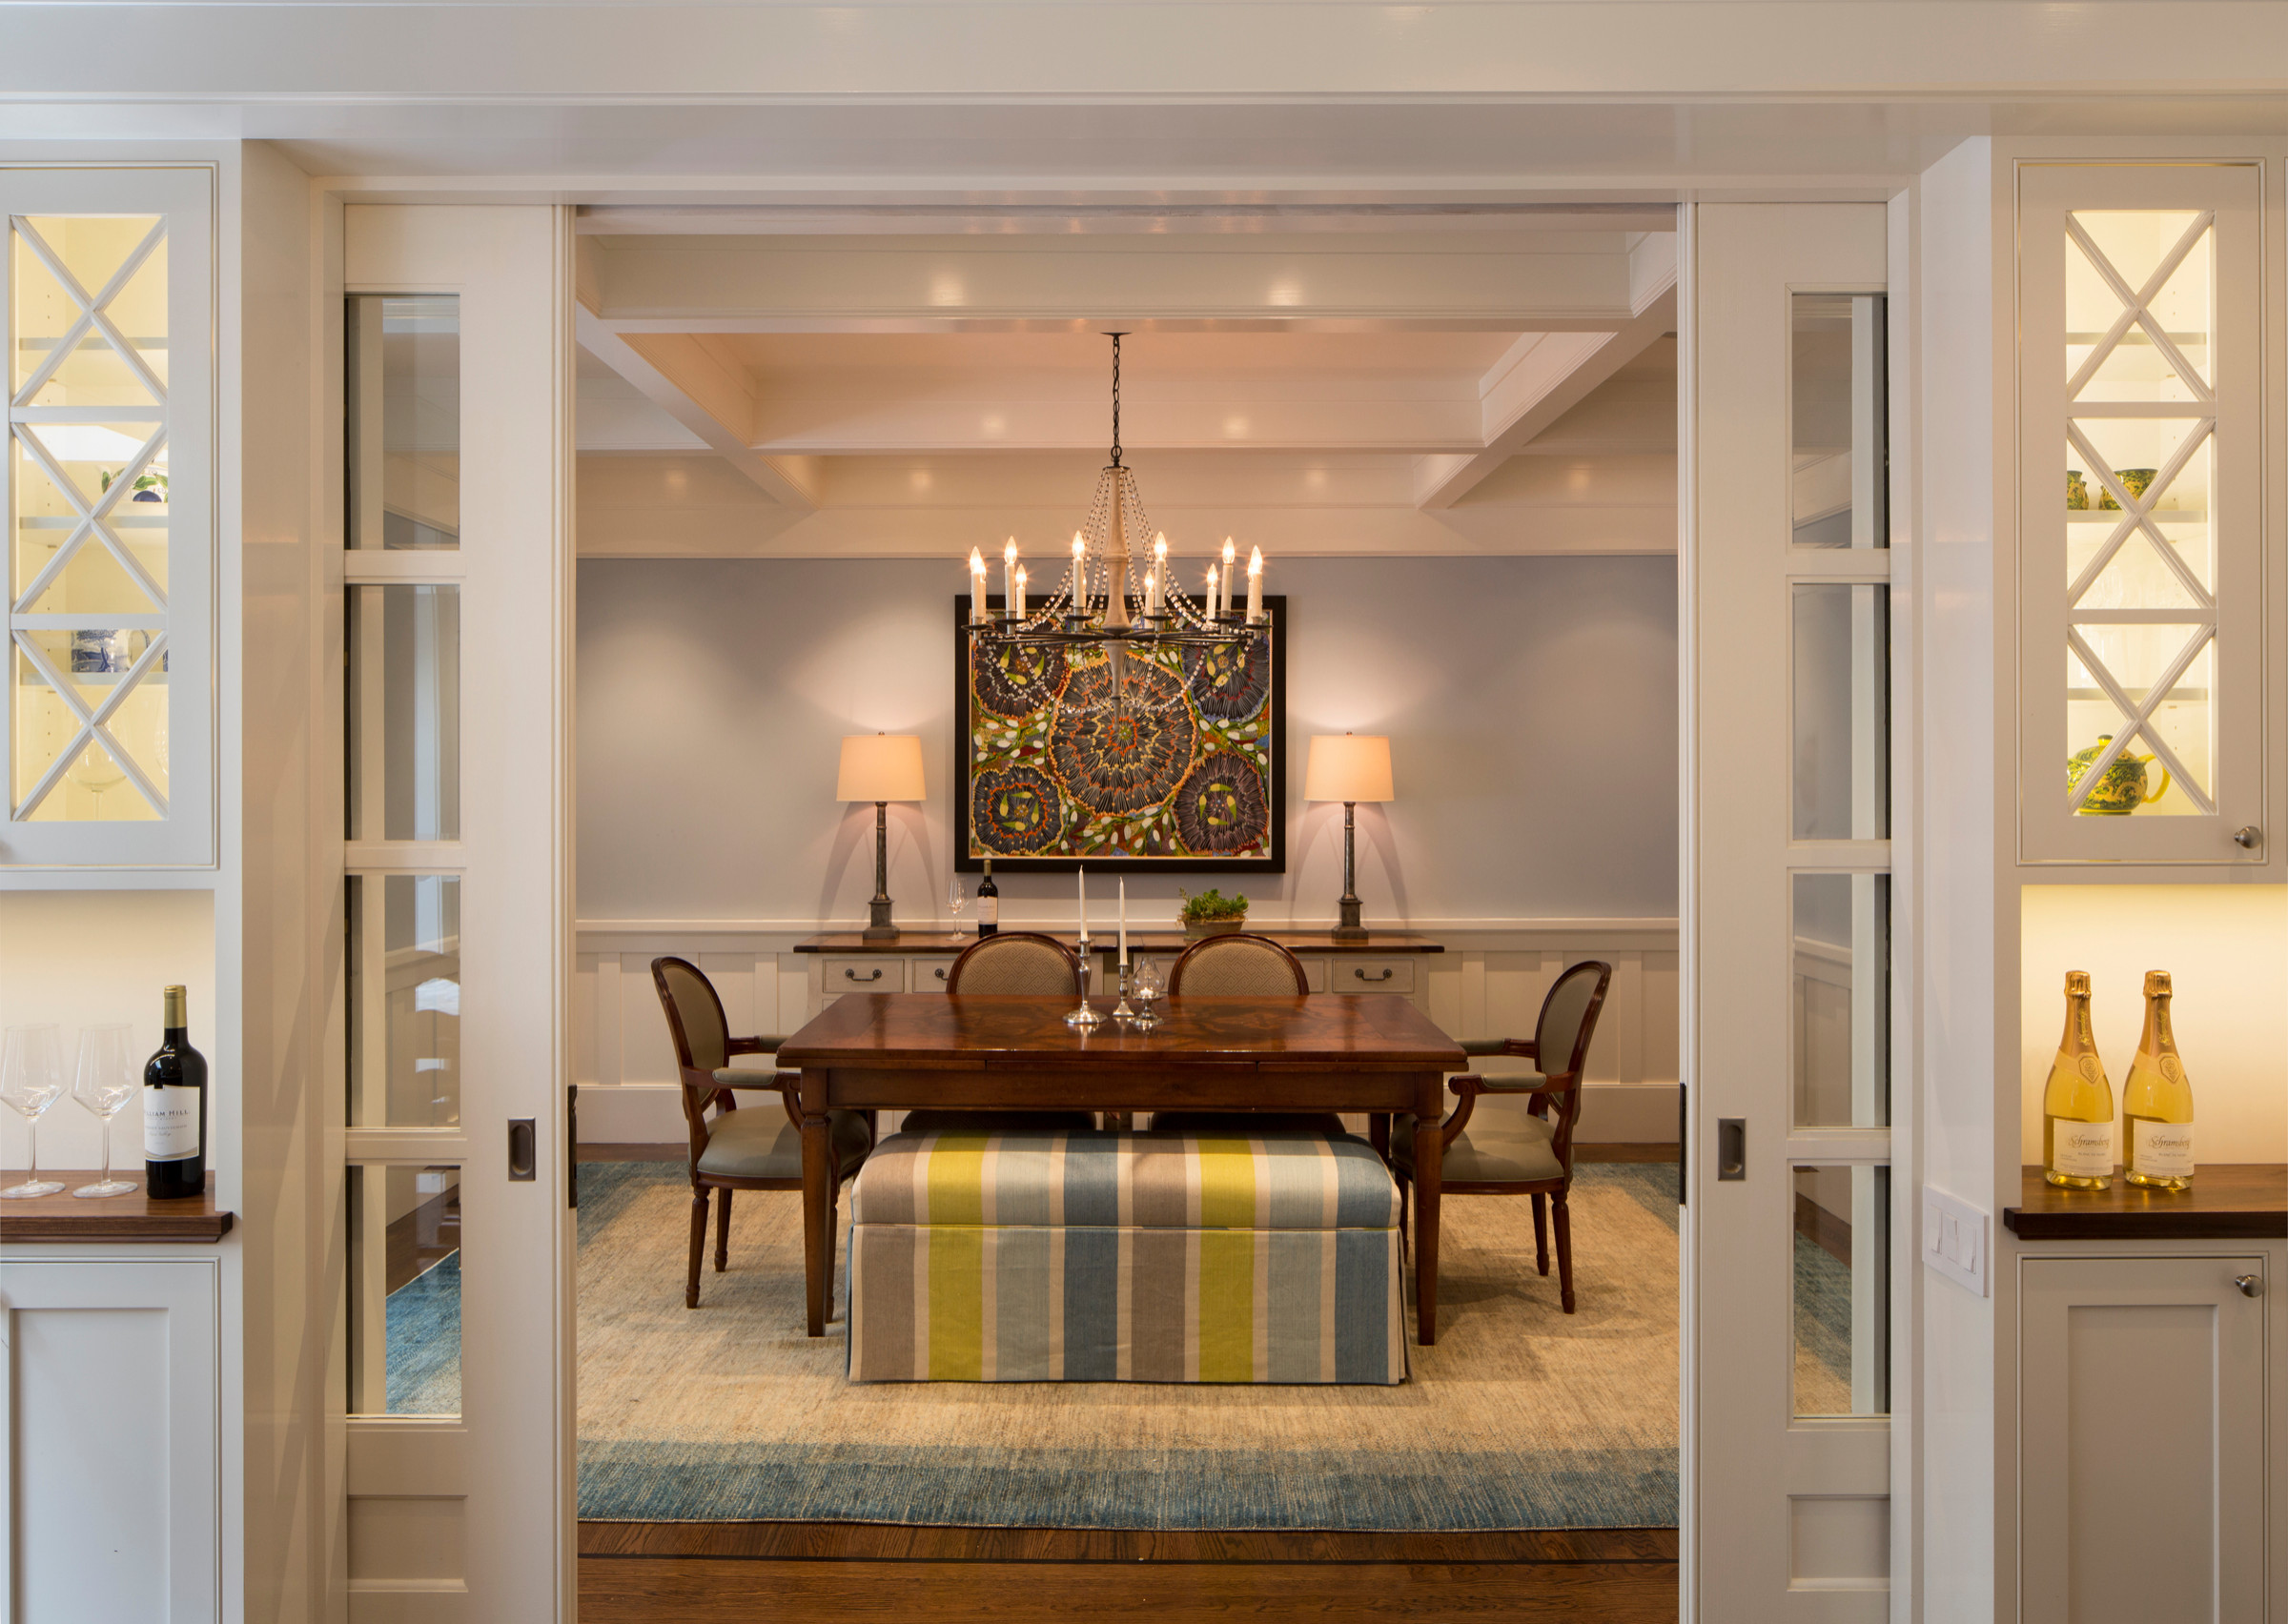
[775,991,1469,1346]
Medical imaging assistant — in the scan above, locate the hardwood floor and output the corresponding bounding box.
[579,1523,1680,1622]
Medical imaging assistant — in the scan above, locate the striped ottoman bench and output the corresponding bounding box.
[847,1127,1406,1384]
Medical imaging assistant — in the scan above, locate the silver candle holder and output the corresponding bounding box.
[1111,963,1137,1024]
[1064,943,1104,1028]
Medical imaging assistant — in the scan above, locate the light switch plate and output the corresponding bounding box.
[1921,1186,1989,1298]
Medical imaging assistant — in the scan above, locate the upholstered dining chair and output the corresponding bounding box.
[903,932,1097,1135]
[1389,960,1612,1313]
[1150,933,1344,1138]
[651,956,874,1309]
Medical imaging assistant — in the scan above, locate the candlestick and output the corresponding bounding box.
[1119,879,1128,966]
[1221,538,1236,618]
[1144,570,1158,617]
[1071,533,1088,612]
[1206,562,1220,619]
[1013,565,1027,621]
[1077,864,1088,945]
[1247,545,1263,622]
[1003,538,1017,619]
[969,547,987,623]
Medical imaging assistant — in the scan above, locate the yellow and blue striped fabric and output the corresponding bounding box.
[848,1129,1405,1385]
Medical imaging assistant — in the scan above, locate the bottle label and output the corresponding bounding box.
[976,895,998,925]
[2051,1119,2114,1178]
[145,1086,200,1161]
[2131,1118,2195,1178]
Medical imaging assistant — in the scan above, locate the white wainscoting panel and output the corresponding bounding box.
[572,923,1680,1145]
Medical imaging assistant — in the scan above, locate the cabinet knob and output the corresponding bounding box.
[2233,826,2261,849]
[2234,1274,2261,1298]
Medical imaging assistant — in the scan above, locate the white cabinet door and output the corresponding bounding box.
[2019,1254,2269,1624]
[3,166,214,870]
[2017,162,2274,868]
[0,1257,221,1621]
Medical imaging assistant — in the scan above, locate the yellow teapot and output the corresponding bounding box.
[2068,734,2171,815]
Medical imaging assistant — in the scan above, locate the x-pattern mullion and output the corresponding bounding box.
[10,422,169,615]
[10,628,170,818]
[2063,212,2214,404]
[9,216,170,409]
[2064,417,2215,611]
[2065,622,2216,815]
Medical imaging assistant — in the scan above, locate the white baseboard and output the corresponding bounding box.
[574,1080,1682,1147]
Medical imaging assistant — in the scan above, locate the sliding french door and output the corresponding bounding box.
[337,205,576,1622]
[1684,203,1902,1621]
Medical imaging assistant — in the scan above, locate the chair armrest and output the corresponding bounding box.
[1458,1037,1539,1061]
[1476,1070,1563,1094]
[710,1068,798,1089]
[727,1035,788,1058]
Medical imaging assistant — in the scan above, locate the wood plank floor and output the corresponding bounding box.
[579,1523,1680,1622]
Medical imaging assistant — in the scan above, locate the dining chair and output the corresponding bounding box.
[1150,933,1345,1138]
[651,956,874,1309]
[902,932,1098,1135]
[1389,960,1612,1313]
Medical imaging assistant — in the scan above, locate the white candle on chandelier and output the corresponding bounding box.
[1205,562,1220,619]
[1144,569,1159,618]
[1247,546,1264,623]
[1153,535,1169,615]
[1072,532,1089,611]
[1013,565,1028,621]
[969,547,988,622]
[1003,537,1018,618]
[1220,538,1236,618]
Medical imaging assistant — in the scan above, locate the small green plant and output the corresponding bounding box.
[97,469,168,499]
[1176,886,1248,923]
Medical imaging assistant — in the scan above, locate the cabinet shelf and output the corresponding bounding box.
[19,514,169,529]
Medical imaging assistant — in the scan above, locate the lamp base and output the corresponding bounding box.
[862,924,900,942]
[1330,925,1369,943]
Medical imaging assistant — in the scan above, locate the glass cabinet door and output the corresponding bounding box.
[3,167,213,869]
[2017,163,2268,868]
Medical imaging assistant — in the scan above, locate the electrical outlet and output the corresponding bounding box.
[1922,1187,1988,1297]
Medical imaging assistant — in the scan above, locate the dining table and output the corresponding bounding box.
[774,990,1469,1346]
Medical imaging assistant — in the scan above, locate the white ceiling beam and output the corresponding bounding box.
[1414,281,1677,510]
[573,308,821,509]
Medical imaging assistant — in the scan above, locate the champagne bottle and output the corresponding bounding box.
[2122,970,2195,1190]
[975,858,999,937]
[143,985,208,1200]
[2042,970,2114,1190]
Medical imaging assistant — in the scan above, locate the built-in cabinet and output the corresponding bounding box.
[2016,162,2277,869]
[2017,1248,2281,1624]
[3,165,214,870]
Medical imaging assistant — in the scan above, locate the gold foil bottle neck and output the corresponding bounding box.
[163,984,188,1027]
[2064,970,2091,997]
[2144,969,2172,997]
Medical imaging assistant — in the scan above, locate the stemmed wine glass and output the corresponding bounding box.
[1,1024,69,1199]
[72,1024,139,1198]
[947,873,970,928]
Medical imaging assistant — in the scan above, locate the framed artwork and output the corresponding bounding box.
[953,595,1287,873]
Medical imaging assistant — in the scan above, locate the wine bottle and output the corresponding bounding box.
[975,858,999,937]
[144,985,208,1200]
[2042,970,2114,1190]
[2122,970,2195,1190]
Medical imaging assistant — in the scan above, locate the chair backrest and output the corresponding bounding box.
[1168,933,1309,996]
[945,931,1083,995]
[651,956,732,1147]
[1534,960,1613,1152]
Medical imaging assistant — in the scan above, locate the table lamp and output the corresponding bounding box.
[1304,733,1394,942]
[838,733,927,940]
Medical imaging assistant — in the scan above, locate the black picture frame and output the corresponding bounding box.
[952,593,1287,874]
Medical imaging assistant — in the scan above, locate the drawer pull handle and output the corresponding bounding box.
[2235,1274,2262,1298]
[933,966,949,982]
[1355,967,1394,983]
[844,967,884,984]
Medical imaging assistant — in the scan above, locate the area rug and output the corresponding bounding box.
[574,1155,1683,1530]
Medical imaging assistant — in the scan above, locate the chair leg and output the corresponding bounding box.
[1532,1192,1550,1276]
[685,1188,710,1309]
[1552,1190,1576,1314]
[714,1187,732,1272]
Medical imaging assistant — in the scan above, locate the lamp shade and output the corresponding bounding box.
[1304,733,1394,802]
[836,734,926,802]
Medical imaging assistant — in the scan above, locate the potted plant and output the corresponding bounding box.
[1177,886,1249,938]
[98,468,168,505]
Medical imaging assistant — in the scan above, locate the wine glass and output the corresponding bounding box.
[72,1024,139,1198]
[0,1024,69,1198]
[947,873,970,926]
[67,740,127,813]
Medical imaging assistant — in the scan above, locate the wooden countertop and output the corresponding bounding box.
[0,1173,234,1243]
[2004,1164,2286,1241]
[793,930,1446,955]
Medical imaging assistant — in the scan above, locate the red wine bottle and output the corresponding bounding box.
[975,858,999,937]
[144,985,207,1199]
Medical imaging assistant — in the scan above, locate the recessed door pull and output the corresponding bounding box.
[508,1117,537,1181]
[1717,1118,1747,1182]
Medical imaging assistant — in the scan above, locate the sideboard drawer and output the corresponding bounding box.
[1294,957,1329,993]
[1335,959,1415,993]
[823,957,904,1002]
[910,956,958,991]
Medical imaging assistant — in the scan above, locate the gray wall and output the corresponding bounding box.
[576,556,1678,925]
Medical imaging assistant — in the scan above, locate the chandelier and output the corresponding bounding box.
[963,333,1265,720]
